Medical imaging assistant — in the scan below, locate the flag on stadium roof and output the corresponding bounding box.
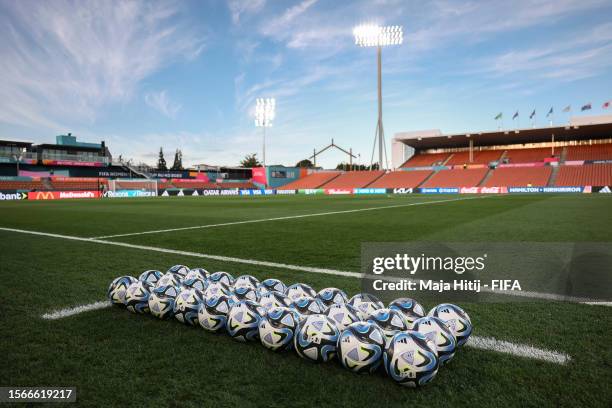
[546,107,553,117]
[512,111,518,120]
[581,103,592,111]
[603,101,611,109]
[562,105,571,112]
[529,109,536,119]
[494,112,502,120]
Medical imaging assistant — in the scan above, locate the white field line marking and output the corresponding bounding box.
[41,299,571,364]
[41,300,110,320]
[91,196,487,239]
[1,226,609,305]
[581,301,612,306]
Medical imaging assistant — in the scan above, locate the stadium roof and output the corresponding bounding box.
[394,114,612,150]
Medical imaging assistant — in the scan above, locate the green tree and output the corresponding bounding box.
[171,149,183,170]
[295,159,314,168]
[240,153,262,168]
[157,147,167,170]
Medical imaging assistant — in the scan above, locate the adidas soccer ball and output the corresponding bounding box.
[348,293,384,320]
[198,294,234,332]
[259,306,301,351]
[189,267,210,280]
[290,296,327,316]
[167,264,190,279]
[412,316,457,365]
[325,303,361,331]
[203,281,231,298]
[294,314,340,363]
[139,270,163,286]
[226,300,265,342]
[148,291,175,319]
[367,308,410,343]
[338,321,386,374]
[125,281,152,313]
[384,331,439,387]
[234,274,259,288]
[154,273,181,298]
[231,284,259,302]
[209,271,234,287]
[257,278,287,295]
[108,276,137,306]
[388,298,425,326]
[286,283,316,302]
[428,303,472,346]
[316,287,348,307]
[182,276,207,291]
[173,288,204,325]
[259,291,291,310]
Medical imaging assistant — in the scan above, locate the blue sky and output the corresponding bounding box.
[1,0,611,168]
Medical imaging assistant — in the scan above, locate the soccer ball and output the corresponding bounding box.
[203,281,231,298]
[182,276,207,291]
[198,294,234,332]
[231,284,259,302]
[367,308,410,343]
[286,283,317,301]
[233,274,259,289]
[125,281,152,314]
[259,291,291,310]
[316,287,348,307]
[428,304,472,347]
[148,291,176,319]
[226,300,265,342]
[167,264,190,279]
[290,296,327,316]
[189,267,210,280]
[412,316,457,365]
[209,271,234,287]
[348,293,384,320]
[108,276,137,306]
[338,321,386,374]
[384,331,439,387]
[325,303,361,331]
[257,278,287,295]
[259,306,301,351]
[139,270,163,286]
[153,273,181,298]
[388,298,425,326]
[294,314,340,363]
[173,288,204,326]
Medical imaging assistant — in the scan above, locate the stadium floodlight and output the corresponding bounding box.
[353,24,403,170]
[254,97,276,168]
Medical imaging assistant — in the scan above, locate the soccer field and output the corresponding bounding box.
[1,194,611,407]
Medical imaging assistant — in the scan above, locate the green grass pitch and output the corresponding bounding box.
[0,194,611,407]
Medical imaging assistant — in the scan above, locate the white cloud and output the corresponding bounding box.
[228,0,266,25]
[145,91,182,119]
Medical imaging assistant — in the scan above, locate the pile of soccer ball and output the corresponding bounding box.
[108,265,473,387]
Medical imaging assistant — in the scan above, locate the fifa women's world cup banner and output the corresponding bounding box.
[361,242,612,305]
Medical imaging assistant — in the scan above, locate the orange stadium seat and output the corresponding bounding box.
[218,182,256,189]
[400,152,450,167]
[483,167,552,187]
[172,181,218,189]
[368,170,432,188]
[504,147,557,163]
[51,178,106,191]
[278,172,340,190]
[555,164,612,186]
[565,144,612,161]
[445,150,503,166]
[0,180,46,190]
[320,171,384,189]
[421,168,488,188]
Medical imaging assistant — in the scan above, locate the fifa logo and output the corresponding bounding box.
[307,334,321,344]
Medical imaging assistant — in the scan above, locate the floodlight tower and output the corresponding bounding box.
[353,24,403,170]
[254,97,276,168]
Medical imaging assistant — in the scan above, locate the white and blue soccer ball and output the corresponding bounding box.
[198,294,234,332]
[182,276,207,292]
[209,271,234,287]
[125,281,152,314]
[173,288,204,326]
[257,278,287,295]
[167,264,190,279]
[325,303,361,331]
[338,321,386,374]
[367,308,410,343]
[139,270,163,286]
[348,293,384,320]
[384,331,439,387]
[203,281,231,298]
[294,314,340,363]
[226,300,265,342]
[148,291,175,319]
[259,306,301,352]
[189,268,210,280]
[233,274,259,289]
[428,303,472,347]
[285,283,317,302]
[316,287,348,307]
[231,284,259,303]
[108,276,137,306]
[290,296,327,316]
[259,291,291,310]
[388,298,425,326]
[412,316,457,365]
[153,273,181,298]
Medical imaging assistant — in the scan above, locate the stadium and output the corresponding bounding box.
[1,1,612,407]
